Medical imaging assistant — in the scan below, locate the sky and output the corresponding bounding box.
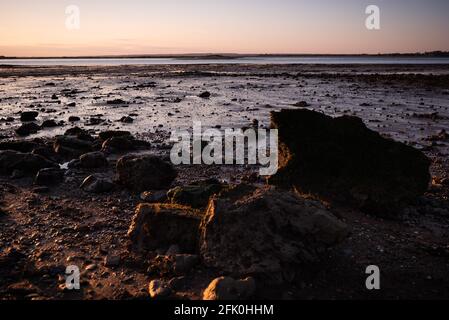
[0,0,449,57]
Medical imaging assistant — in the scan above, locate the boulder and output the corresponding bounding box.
[167,179,224,208]
[0,150,57,176]
[41,119,58,128]
[203,277,256,301]
[148,280,172,299]
[0,141,39,153]
[80,174,115,193]
[15,123,41,136]
[34,168,65,186]
[20,111,38,122]
[128,204,202,253]
[54,135,93,159]
[269,109,431,215]
[79,152,108,168]
[199,187,349,281]
[116,155,177,192]
[101,136,134,154]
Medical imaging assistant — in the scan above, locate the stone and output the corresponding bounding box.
[34,168,65,186]
[167,179,224,208]
[128,204,202,253]
[80,174,115,193]
[15,123,41,136]
[79,152,108,168]
[0,141,39,153]
[140,190,167,203]
[199,187,349,281]
[101,136,134,153]
[117,155,177,192]
[54,135,93,159]
[0,150,57,175]
[120,116,134,123]
[203,277,256,301]
[149,254,199,275]
[269,109,431,215]
[199,91,211,98]
[68,116,80,122]
[20,111,39,122]
[98,130,131,141]
[104,255,121,267]
[148,280,172,299]
[41,119,58,128]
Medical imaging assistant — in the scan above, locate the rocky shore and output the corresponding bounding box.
[0,64,448,300]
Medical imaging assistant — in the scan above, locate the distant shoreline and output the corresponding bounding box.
[1,51,449,60]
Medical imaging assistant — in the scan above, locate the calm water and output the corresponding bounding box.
[1,56,449,66]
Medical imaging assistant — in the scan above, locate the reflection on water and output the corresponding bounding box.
[2,56,449,66]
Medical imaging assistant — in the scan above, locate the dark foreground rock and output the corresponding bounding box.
[199,187,349,282]
[79,152,108,168]
[116,155,177,192]
[0,150,57,175]
[269,109,431,215]
[15,123,41,136]
[203,277,256,300]
[34,168,65,186]
[167,179,224,208]
[128,204,202,253]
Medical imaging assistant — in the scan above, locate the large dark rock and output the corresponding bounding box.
[99,130,131,142]
[128,204,202,252]
[167,179,225,208]
[0,150,57,175]
[0,141,39,153]
[34,168,65,186]
[269,109,431,215]
[79,152,108,168]
[101,136,134,154]
[53,135,93,159]
[20,111,38,122]
[116,155,177,192]
[199,187,349,282]
[15,123,41,136]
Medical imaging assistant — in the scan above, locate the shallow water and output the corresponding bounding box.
[2,56,449,66]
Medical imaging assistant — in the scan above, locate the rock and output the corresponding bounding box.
[292,101,310,108]
[148,280,172,299]
[32,146,59,162]
[79,152,108,168]
[15,123,41,136]
[140,190,167,203]
[101,136,134,154]
[0,141,39,153]
[199,187,349,281]
[269,109,431,215]
[107,99,127,105]
[120,116,134,123]
[199,91,211,98]
[0,150,57,175]
[34,168,65,186]
[80,174,115,193]
[98,130,131,141]
[149,254,199,275]
[128,204,202,252]
[203,277,256,301]
[20,111,39,122]
[41,119,58,128]
[104,255,121,267]
[68,116,80,122]
[167,179,224,208]
[54,135,93,159]
[117,155,177,192]
[166,244,180,255]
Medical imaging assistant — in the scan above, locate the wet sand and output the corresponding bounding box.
[0,64,448,300]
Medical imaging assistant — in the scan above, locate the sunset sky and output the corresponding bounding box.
[1,0,448,57]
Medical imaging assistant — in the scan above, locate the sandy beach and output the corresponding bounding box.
[1,63,449,300]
